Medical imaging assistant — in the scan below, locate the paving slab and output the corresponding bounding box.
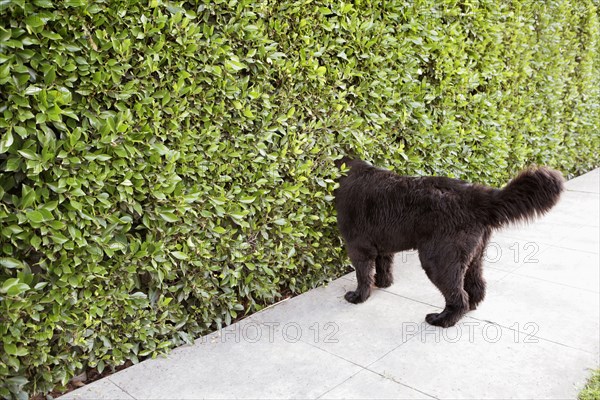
[483,233,557,272]
[64,333,362,400]
[511,245,600,292]
[247,276,441,366]
[320,368,433,399]
[368,321,597,400]
[63,168,600,399]
[541,190,599,227]
[565,168,599,194]
[468,272,600,354]
[495,220,584,249]
[63,378,134,400]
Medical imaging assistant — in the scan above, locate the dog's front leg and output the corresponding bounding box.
[344,246,375,304]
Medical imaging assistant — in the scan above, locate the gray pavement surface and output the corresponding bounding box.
[64,168,600,400]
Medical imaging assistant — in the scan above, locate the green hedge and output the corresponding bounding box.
[1,0,598,397]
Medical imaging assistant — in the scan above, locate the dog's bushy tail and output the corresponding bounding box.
[488,167,564,227]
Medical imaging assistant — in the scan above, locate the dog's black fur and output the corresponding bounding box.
[334,157,564,327]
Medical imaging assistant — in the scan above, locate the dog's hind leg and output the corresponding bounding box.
[464,254,486,311]
[419,244,469,328]
[344,245,376,304]
[374,253,394,288]
[464,232,490,310]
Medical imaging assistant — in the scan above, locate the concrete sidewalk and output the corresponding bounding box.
[64,169,599,400]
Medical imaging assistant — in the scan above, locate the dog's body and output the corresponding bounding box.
[335,158,564,327]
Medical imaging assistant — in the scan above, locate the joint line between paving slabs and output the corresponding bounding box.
[463,316,598,355]
[108,377,138,400]
[314,368,365,400]
[362,325,438,399]
[305,334,435,399]
[507,271,600,294]
[363,367,439,399]
[565,189,599,195]
[377,289,443,310]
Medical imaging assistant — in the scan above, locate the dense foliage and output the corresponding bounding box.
[1,0,598,397]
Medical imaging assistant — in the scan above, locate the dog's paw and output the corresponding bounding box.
[374,274,393,288]
[344,291,365,304]
[425,312,457,328]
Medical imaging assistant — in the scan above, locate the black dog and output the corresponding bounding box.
[334,158,564,327]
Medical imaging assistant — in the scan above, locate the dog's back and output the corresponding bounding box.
[334,158,563,253]
[335,159,484,253]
